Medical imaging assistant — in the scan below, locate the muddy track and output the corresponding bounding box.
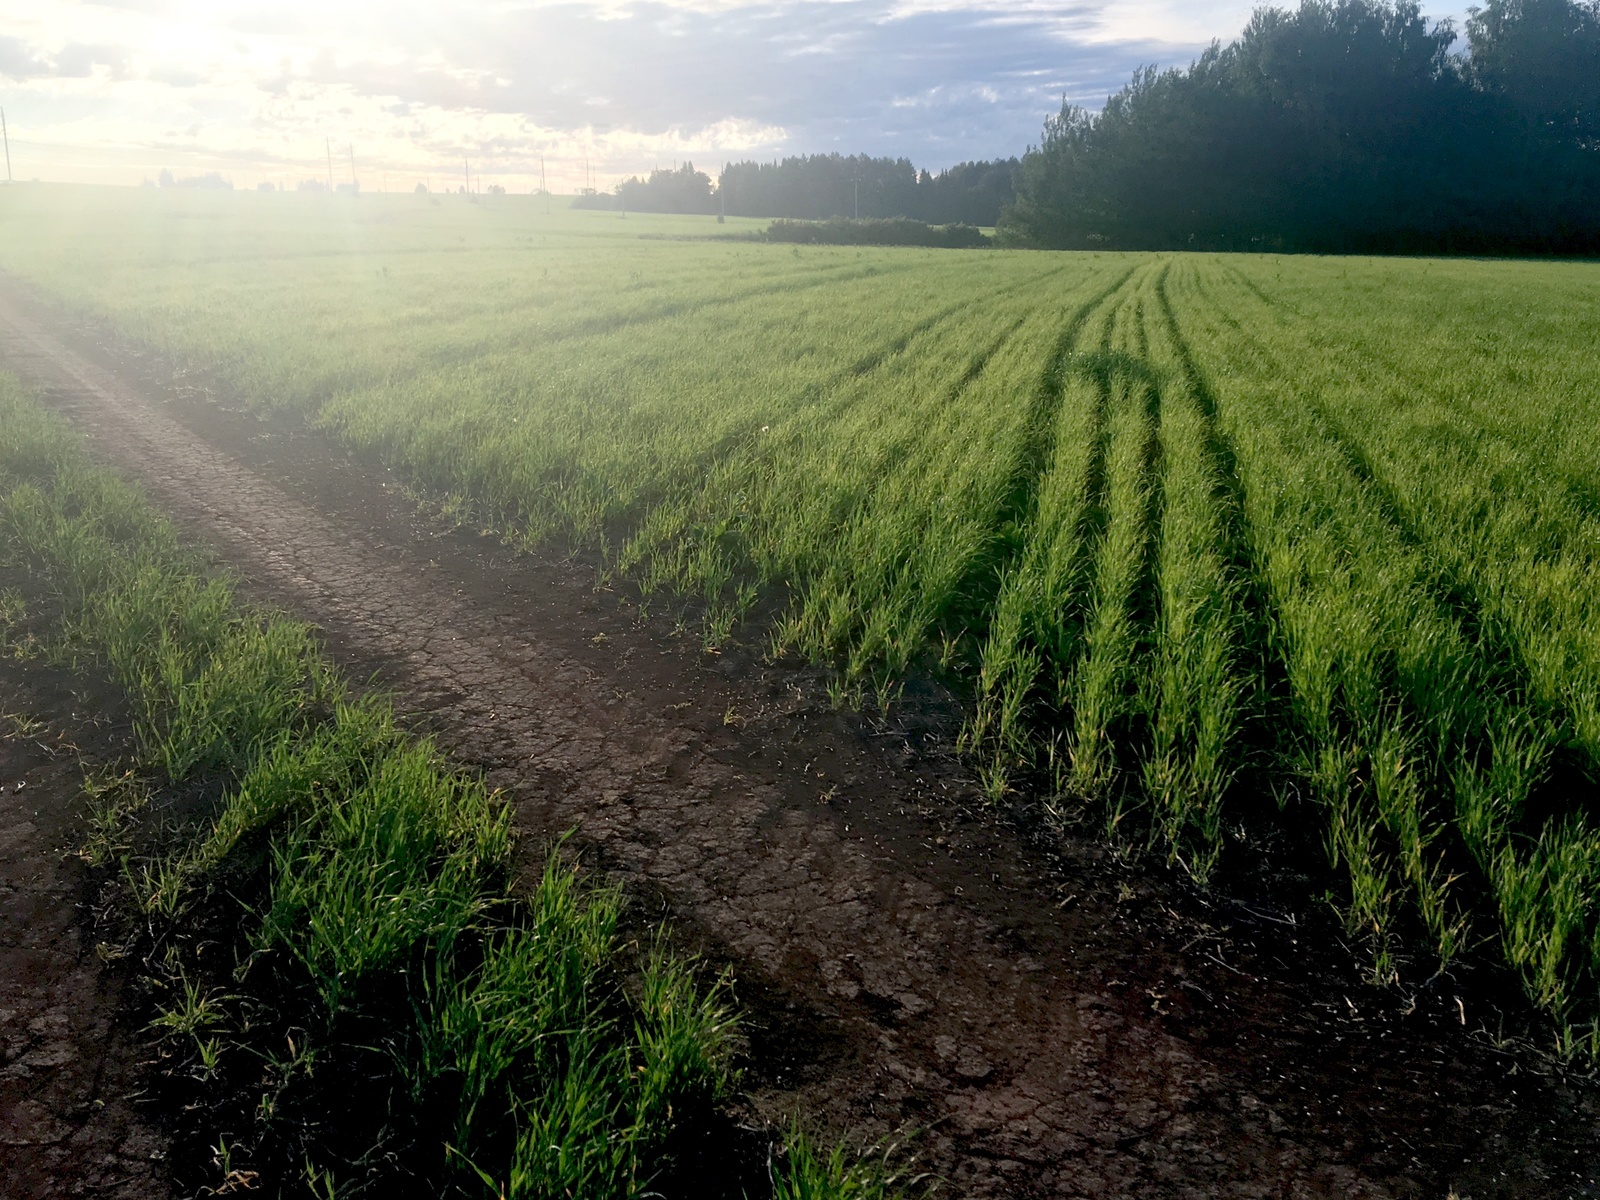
[1,276,1597,1198]
[0,663,172,1199]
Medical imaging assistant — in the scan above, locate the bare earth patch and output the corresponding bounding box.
[0,661,173,1200]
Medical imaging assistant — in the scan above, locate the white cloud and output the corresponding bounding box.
[0,0,1235,187]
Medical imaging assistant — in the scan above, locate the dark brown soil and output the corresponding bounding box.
[0,658,173,1200]
[2,273,1598,1198]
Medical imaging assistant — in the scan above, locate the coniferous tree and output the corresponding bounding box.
[1001,0,1600,253]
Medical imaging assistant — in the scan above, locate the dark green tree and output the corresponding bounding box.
[1000,0,1600,253]
[1467,0,1600,145]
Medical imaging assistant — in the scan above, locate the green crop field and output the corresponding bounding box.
[4,184,1600,1043]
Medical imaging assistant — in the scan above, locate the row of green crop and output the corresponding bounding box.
[0,370,898,1198]
[6,190,1600,1040]
[3,194,1237,886]
[0,192,1118,681]
[959,266,1246,888]
[1216,260,1600,767]
[919,249,1600,1045]
[1168,259,1600,1043]
[622,263,1109,673]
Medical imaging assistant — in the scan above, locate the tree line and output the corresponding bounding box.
[572,155,1018,227]
[1001,0,1600,253]
[573,0,1597,254]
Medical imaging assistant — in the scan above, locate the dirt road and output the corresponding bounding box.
[1,275,1595,1198]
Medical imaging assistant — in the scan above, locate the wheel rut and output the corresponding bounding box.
[1,276,1596,1199]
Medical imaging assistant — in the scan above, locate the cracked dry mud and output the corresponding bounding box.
[2,275,1598,1198]
[0,664,172,1199]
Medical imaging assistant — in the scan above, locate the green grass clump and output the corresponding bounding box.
[769,1126,915,1200]
[0,397,331,776]
[6,185,1600,1047]
[0,369,882,1197]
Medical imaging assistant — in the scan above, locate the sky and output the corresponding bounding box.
[0,0,1449,192]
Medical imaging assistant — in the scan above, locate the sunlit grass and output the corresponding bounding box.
[5,185,1600,1047]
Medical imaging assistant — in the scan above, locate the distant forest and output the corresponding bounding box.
[1003,0,1600,253]
[572,155,1019,227]
[577,0,1599,254]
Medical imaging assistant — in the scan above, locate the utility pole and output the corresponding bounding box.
[325,138,333,191]
[348,143,356,191]
[464,155,469,194]
[2,108,12,184]
[854,178,859,220]
[540,155,548,213]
